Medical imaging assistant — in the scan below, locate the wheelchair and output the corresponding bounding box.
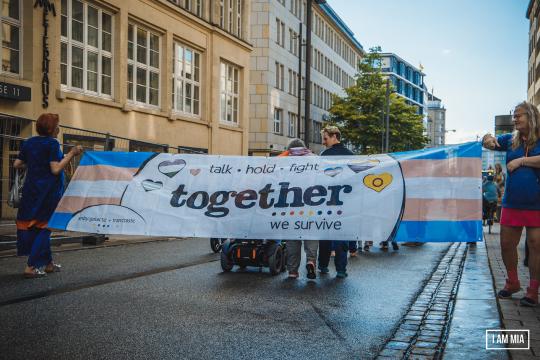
[220,239,287,276]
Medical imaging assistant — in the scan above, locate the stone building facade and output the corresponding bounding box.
[249,0,363,155]
[0,0,252,153]
[0,0,252,219]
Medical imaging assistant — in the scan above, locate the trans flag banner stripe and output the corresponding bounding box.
[48,142,483,242]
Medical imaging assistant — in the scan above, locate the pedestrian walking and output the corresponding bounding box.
[482,174,500,226]
[482,101,540,306]
[13,113,83,278]
[317,126,354,278]
[279,139,319,280]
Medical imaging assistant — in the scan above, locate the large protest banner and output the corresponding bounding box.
[48,142,482,242]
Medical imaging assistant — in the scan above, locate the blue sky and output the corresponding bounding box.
[328,0,530,143]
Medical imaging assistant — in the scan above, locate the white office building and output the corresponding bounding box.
[249,0,364,155]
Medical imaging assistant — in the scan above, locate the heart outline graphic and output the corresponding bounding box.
[158,158,186,178]
[348,159,380,174]
[141,179,163,192]
[324,167,343,177]
[190,169,201,176]
[363,173,393,192]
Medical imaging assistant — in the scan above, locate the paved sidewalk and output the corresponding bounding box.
[486,223,540,359]
[444,240,506,359]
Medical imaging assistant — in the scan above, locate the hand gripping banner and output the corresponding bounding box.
[48,142,483,242]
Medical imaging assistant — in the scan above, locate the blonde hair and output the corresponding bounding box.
[512,101,540,150]
[322,125,341,141]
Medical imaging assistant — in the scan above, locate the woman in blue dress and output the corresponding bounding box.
[13,113,83,278]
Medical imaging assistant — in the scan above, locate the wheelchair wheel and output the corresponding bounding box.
[210,238,223,253]
[220,242,234,272]
[267,243,284,276]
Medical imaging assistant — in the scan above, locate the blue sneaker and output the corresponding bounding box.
[336,271,348,279]
[318,266,329,274]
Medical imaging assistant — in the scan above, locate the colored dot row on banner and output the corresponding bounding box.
[272,210,343,217]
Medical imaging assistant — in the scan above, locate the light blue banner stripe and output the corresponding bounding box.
[78,151,154,168]
[48,212,73,230]
[395,220,483,242]
[392,141,481,160]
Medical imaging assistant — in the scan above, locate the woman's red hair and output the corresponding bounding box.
[36,113,59,136]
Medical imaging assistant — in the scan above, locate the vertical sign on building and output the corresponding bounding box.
[34,0,56,108]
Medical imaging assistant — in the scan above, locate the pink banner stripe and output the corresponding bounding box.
[402,198,481,221]
[56,196,122,214]
[74,165,139,181]
[400,158,481,178]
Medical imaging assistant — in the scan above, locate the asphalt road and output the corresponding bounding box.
[0,239,450,360]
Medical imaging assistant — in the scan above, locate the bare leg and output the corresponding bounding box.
[526,227,540,281]
[500,225,523,276]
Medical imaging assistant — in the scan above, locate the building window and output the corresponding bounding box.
[219,0,224,28]
[273,108,282,134]
[276,18,285,47]
[228,0,233,33]
[288,69,292,94]
[1,0,20,75]
[60,0,113,96]
[173,0,203,17]
[288,112,297,137]
[313,120,322,143]
[236,0,242,37]
[288,69,298,96]
[289,29,298,56]
[127,23,160,107]
[172,42,201,116]
[220,61,240,125]
[275,62,284,90]
[290,0,299,17]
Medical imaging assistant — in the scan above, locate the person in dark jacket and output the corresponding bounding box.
[318,126,354,278]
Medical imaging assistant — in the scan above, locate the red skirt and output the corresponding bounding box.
[500,207,540,227]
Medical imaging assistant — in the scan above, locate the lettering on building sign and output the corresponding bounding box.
[34,0,56,108]
[0,82,31,101]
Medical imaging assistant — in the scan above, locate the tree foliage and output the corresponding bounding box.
[327,47,428,154]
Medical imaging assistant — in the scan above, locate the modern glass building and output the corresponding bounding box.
[380,53,426,116]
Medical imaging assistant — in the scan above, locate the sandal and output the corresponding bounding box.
[24,267,46,279]
[498,279,521,299]
[520,287,538,307]
[44,262,62,273]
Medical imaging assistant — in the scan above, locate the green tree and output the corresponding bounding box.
[327,47,427,154]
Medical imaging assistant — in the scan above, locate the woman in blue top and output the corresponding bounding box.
[14,113,82,278]
[483,101,540,306]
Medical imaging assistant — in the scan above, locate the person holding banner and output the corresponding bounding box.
[318,126,354,278]
[483,101,540,306]
[278,139,319,279]
[13,113,83,278]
